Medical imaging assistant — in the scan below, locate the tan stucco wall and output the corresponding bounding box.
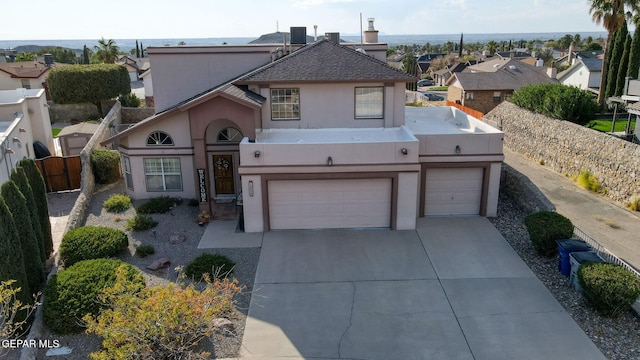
[259,83,405,129]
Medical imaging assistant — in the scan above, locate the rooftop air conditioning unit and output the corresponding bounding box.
[290,27,307,45]
[325,32,340,43]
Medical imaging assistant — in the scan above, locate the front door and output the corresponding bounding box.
[213,154,235,195]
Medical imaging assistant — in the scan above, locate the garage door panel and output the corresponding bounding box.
[269,179,392,230]
[425,168,483,216]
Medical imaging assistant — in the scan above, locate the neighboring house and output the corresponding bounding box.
[102,33,503,232]
[557,58,602,93]
[417,53,446,77]
[139,69,154,108]
[0,60,58,91]
[496,51,531,60]
[116,55,150,82]
[446,57,558,114]
[0,88,54,183]
[432,62,468,86]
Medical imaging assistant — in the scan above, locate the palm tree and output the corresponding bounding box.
[486,41,497,55]
[589,0,639,106]
[93,37,120,63]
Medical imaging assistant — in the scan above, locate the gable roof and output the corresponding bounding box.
[0,61,57,78]
[581,58,603,72]
[557,58,603,80]
[101,83,265,145]
[239,40,416,84]
[450,59,557,91]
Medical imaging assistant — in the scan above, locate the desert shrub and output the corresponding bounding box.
[627,195,640,211]
[578,262,640,318]
[136,196,180,214]
[103,194,132,213]
[118,92,140,108]
[125,214,158,231]
[185,253,235,280]
[43,259,144,334]
[84,267,241,359]
[91,149,121,184]
[135,245,155,258]
[59,226,128,267]
[573,169,605,193]
[511,83,598,125]
[0,280,39,345]
[524,211,574,257]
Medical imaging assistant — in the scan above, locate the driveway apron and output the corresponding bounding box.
[240,217,605,360]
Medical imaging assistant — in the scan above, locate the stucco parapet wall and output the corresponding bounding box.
[483,101,640,204]
[238,163,421,175]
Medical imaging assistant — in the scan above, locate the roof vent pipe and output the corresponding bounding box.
[364,18,379,44]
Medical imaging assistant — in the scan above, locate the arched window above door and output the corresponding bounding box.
[146,131,174,146]
[217,127,243,143]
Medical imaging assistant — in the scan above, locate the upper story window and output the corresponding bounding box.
[146,131,174,146]
[355,87,384,119]
[21,79,31,89]
[465,92,474,100]
[493,92,501,103]
[217,127,243,142]
[271,88,300,120]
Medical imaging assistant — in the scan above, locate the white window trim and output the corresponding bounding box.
[271,88,300,120]
[144,157,182,192]
[122,155,133,191]
[355,86,384,119]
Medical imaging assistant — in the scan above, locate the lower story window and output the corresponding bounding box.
[144,158,182,191]
[465,92,474,100]
[493,92,501,103]
[122,155,133,190]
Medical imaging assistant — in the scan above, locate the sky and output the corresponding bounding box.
[3,0,606,40]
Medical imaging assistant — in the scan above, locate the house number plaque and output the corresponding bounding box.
[197,168,207,203]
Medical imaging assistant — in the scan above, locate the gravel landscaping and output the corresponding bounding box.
[490,192,640,360]
[5,182,639,359]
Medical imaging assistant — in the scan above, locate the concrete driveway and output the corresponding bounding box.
[240,217,605,360]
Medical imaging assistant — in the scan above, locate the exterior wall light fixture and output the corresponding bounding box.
[401,148,408,155]
[254,150,261,158]
[455,145,461,155]
[327,156,333,166]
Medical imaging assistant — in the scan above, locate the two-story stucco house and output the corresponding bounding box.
[103,30,503,232]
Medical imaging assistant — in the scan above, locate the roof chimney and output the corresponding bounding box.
[364,18,379,44]
[547,67,557,79]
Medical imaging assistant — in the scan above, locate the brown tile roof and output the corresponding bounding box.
[239,39,416,84]
[0,61,54,78]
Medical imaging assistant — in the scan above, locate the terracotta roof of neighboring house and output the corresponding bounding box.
[0,61,57,78]
[101,83,265,145]
[57,122,100,137]
[449,59,557,91]
[239,39,416,83]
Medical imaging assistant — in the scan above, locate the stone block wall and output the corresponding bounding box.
[484,102,640,205]
[122,107,155,124]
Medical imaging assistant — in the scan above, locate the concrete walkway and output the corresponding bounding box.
[238,217,605,360]
[504,148,640,271]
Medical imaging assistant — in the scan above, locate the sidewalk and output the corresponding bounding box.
[504,148,640,271]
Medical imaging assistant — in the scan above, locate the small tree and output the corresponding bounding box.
[93,38,120,64]
[15,52,35,62]
[403,51,418,91]
[10,168,45,263]
[47,64,130,116]
[84,268,242,359]
[1,280,39,352]
[0,181,42,294]
[0,196,32,312]
[18,159,53,259]
[627,18,640,80]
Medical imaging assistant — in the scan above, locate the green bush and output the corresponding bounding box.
[10,167,45,263]
[184,253,235,280]
[574,169,605,193]
[135,245,155,258]
[0,195,32,309]
[136,196,180,214]
[59,226,128,267]
[18,159,53,260]
[524,211,574,256]
[511,83,598,125]
[125,214,158,231]
[43,259,144,334]
[103,194,132,213]
[578,262,640,318]
[119,92,141,107]
[91,149,121,184]
[1,181,43,294]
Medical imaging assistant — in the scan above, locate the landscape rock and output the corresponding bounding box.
[212,318,235,334]
[169,234,186,244]
[146,258,171,270]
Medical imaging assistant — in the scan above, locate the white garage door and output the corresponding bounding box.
[425,168,483,215]
[268,178,392,230]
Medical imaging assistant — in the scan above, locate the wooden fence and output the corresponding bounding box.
[446,100,484,119]
[35,156,82,192]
